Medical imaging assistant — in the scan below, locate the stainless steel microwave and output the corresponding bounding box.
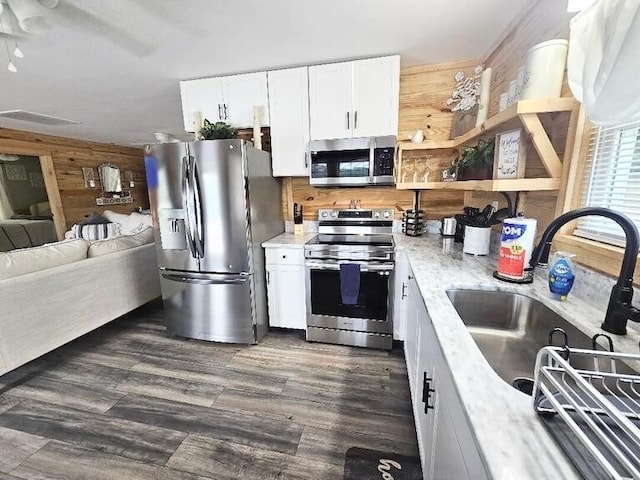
[309,136,396,187]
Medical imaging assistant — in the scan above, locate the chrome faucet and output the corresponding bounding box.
[529,207,640,335]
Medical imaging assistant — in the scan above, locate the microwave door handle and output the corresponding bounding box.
[346,111,350,131]
[369,142,375,183]
[181,156,198,259]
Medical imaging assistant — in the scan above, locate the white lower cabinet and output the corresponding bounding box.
[404,269,488,480]
[392,251,409,341]
[265,247,306,330]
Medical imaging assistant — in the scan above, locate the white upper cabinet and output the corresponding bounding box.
[223,72,270,128]
[179,77,224,133]
[352,56,400,138]
[308,61,353,141]
[309,55,400,140]
[179,72,269,132]
[268,67,311,177]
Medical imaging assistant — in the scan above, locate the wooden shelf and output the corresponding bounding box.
[398,97,576,152]
[396,177,562,192]
[396,97,578,193]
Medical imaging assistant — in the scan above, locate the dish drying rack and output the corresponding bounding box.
[533,338,640,480]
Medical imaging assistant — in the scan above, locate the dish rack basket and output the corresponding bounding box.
[534,345,640,479]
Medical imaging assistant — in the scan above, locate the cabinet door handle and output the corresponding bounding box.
[422,372,435,414]
[408,275,414,281]
[218,104,223,121]
[266,270,270,284]
[223,104,229,120]
[346,111,350,130]
[354,110,358,129]
[401,282,407,299]
[304,152,308,168]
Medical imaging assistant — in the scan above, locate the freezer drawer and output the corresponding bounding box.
[160,271,256,344]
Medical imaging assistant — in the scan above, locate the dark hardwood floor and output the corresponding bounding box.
[0,300,418,479]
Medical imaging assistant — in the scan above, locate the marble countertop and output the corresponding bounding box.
[262,232,317,247]
[262,233,640,478]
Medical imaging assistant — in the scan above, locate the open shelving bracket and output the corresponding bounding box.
[395,97,577,192]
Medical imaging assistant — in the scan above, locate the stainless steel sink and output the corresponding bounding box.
[446,289,624,391]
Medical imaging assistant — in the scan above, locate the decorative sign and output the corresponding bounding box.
[5,164,26,181]
[29,172,44,188]
[493,128,526,179]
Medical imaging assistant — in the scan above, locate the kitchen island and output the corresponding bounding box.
[263,232,640,479]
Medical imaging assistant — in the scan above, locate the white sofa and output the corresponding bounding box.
[0,231,161,376]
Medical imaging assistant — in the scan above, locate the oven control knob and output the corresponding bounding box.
[331,211,338,217]
[321,211,328,218]
[373,212,380,218]
[383,211,391,219]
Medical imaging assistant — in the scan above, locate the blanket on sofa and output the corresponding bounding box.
[0,219,57,252]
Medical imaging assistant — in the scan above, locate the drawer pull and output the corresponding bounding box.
[422,372,435,414]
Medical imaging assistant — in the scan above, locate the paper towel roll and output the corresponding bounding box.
[496,217,537,279]
[476,67,492,126]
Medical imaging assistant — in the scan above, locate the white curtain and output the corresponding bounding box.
[568,0,640,125]
[0,166,14,220]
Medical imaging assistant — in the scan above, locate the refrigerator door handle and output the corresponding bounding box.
[191,157,206,258]
[181,155,198,258]
[161,272,250,285]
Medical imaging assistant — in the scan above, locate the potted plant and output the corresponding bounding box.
[199,119,237,140]
[447,138,495,181]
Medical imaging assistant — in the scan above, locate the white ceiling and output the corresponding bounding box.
[0,0,529,147]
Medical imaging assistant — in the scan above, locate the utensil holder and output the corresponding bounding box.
[463,226,491,255]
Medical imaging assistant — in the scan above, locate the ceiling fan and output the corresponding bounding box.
[0,0,154,56]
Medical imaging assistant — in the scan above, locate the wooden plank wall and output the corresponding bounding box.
[282,177,465,222]
[484,0,574,117]
[466,0,574,238]
[398,59,479,142]
[0,127,146,238]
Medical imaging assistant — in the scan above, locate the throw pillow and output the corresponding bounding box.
[102,210,153,235]
[79,211,110,226]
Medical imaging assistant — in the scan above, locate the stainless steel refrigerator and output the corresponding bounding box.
[147,140,283,344]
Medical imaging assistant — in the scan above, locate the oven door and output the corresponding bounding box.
[305,260,393,334]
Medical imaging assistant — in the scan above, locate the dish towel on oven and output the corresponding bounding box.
[340,263,360,305]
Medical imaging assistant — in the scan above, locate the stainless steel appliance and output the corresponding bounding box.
[305,208,395,349]
[309,136,396,187]
[147,140,283,344]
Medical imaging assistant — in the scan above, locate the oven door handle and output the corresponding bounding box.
[305,262,394,272]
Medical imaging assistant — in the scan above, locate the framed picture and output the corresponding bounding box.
[493,128,526,179]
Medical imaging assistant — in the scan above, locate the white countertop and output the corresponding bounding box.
[262,232,640,479]
[262,232,317,247]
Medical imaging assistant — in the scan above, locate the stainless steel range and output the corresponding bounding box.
[305,208,395,349]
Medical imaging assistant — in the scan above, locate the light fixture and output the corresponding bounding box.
[0,0,59,37]
[6,0,49,34]
[3,39,16,73]
[82,167,96,188]
[13,44,23,58]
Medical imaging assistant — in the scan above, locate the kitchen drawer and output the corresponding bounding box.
[265,247,304,266]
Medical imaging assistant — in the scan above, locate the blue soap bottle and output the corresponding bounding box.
[548,252,576,301]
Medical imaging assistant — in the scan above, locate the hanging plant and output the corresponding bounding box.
[199,119,237,140]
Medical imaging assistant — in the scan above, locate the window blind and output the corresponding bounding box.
[574,121,640,247]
